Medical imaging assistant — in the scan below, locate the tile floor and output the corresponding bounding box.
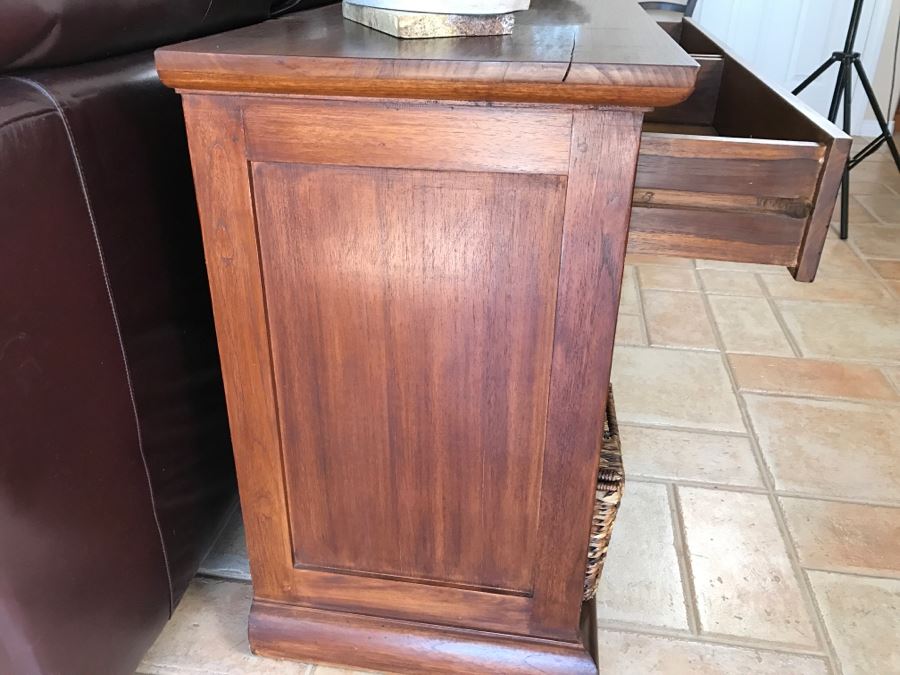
[138,142,900,674]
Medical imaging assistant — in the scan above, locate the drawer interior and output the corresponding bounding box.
[631,20,851,282]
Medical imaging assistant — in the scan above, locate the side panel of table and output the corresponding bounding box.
[182,94,641,674]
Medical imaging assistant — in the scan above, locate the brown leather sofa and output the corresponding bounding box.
[0,2,327,673]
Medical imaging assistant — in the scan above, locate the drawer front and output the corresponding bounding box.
[631,20,851,282]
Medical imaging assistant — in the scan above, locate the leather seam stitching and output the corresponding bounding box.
[9,75,176,617]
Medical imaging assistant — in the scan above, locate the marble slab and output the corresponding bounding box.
[345,0,529,14]
[343,2,515,38]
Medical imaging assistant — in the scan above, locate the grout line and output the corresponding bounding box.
[884,367,900,397]
[758,274,804,358]
[629,476,768,495]
[796,567,843,675]
[634,266,657,348]
[759,489,900,510]
[628,266,652,348]
[695,280,842,675]
[735,391,843,674]
[801,565,900,582]
[595,620,829,658]
[733,388,900,407]
[843,236,900,302]
[616,340,900,370]
[624,476,900,509]
[667,484,702,636]
[617,421,751,438]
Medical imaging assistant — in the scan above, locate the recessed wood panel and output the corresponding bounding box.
[252,163,566,594]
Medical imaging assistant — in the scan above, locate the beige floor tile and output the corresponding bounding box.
[848,179,899,196]
[728,354,899,401]
[638,265,699,291]
[816,239,875,280]
[856,194,900,225]
[761,274,893,305]
[612,347,745,433]
[595,630,829,675]
[644,291,718,350]
[744,395,900,503]
[596,482,689,630]
[626,253,695,267]
[776,300,900,362]
[886,366,900,391]
[889,279,900,297]
[619,426,763,487]
[831,196,878,225]
[869,258,900,280]
[807,571,900,675]
[708,296,794,356]
[697,269,764,296]
[851,224,900,259]
[852,162,900,191]
[679,487,818,647]
[620,265,640,315]
[695,259,783,274]
[781,497,900,577]
[615,313,645,346]
[139,579,311,675]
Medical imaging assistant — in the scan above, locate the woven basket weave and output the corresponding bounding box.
[583,386,624,601]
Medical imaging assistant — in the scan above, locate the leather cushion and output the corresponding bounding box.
[0,52,235,674]
[0,0,334,71]
[0,74,174,675]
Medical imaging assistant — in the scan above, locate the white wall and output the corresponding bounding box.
[692,0,897,135]
[864,0,900,136]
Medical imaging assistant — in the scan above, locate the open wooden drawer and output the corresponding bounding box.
[631,19,851,282]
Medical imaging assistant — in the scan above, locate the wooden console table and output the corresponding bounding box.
[156,1,844,672]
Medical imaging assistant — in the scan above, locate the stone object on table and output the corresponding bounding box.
[342,2,516,38]
[344,0,529,14]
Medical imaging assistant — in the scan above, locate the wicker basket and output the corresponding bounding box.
[583,385,624,601]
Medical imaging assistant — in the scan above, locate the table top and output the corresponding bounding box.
[156,0,698,107]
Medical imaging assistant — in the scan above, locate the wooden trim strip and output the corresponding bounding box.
[629,206,802,266]
[640,132,825,161]
[181,95,295,597]
[633,188,810,219]
[790,135,852,281]
[249,600,596,675]
[279,567,534,636]
[531,109,643,640]
[242,99,573,175]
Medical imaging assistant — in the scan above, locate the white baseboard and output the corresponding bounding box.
[857,119,896,138]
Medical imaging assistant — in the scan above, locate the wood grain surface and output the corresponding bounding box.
[628,19,849,280]
[180,95,295,599]
[531,109,642,637]
[155,0,698,107]
[167,7,847,674]
[250,599,598,674]
[253,163,567,595]
[243,98,572,174]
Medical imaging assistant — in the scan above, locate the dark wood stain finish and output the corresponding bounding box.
[161,3,846,673]
[253,164,566,594]
[629,19,850,280]
[645,55,723,125]
[156,0,698,107]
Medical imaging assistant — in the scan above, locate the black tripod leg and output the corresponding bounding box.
[841,64,853,240]
[793,55,839,95]
[828,60,848,123]
[852,59,900,171]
